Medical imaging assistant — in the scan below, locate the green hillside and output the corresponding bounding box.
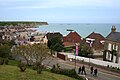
[0,65,77,80]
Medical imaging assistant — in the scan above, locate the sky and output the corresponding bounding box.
[0,0,120,23]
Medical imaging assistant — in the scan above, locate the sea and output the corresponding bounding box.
[33,23,120,38]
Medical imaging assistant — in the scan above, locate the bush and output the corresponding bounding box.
[4,58,9,65]
[32,62,37,70]
[37,65,44,74]
[18,61,26,72]
[112,67,115,69]
[51,67,83,80]
[117,67,120,70]
[33,62,45,74]
[51,65,56,72]
[0,58,4,65]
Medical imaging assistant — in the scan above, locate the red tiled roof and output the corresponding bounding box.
[63,31,81,43]
[63,36,67,42]
[86,32,105,40]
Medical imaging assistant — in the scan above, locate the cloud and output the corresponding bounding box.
[0,0,120,9]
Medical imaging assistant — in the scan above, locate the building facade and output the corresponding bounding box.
[103,26,120,64]
[86,32,105,56]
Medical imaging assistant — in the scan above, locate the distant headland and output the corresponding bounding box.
[0,21,48,28]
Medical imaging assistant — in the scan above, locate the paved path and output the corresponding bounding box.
[43,57,120,80]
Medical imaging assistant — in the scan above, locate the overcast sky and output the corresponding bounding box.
[0,0,120,23]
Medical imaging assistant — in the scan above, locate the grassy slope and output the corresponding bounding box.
[0,65,77,80]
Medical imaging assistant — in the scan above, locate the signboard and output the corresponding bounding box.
[76,43,78,56]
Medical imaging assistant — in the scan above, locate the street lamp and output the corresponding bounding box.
[73,43,78,70]
[86,38,95,67]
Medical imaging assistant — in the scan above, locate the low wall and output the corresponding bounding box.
[57,53,66,61]
[68,55,120,68]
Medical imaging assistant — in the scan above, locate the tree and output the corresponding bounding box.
[13,44,32,65]
[47,37,64,54]
[12,44,31,72]
[0,39,16,48]
[13,44,49,73]
[78,43,93,57]
[0,44,11,65]
[0,44,11,58]
[0,39,16,65]
[31,44,49,74]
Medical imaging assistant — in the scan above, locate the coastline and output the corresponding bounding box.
[0,21,48,28]
[36,23,120,38]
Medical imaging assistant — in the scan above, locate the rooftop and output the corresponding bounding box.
[106,32,120,42]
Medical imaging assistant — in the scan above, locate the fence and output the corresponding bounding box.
[67,54,120,68]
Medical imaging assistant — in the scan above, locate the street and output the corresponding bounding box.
[43,57,120,80]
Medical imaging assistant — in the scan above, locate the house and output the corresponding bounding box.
[26,31,48,44]
[86,32,105,54]
[63,31,81,47]
[103,26,120,64]
[0,32,4,39]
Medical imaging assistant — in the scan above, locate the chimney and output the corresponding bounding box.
[111,26,116,32]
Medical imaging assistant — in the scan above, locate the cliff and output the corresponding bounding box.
[0,21,48,28]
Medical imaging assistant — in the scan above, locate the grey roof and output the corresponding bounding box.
[46,32,63,40]
[106,32,120,42]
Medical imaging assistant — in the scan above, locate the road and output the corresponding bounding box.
[43,57,120,80]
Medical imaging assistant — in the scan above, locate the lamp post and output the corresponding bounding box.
[73,49,76,70]
[86,38,95,67]
[72,43,79,70]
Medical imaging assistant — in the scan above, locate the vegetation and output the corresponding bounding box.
[47,37,64,54]
[64,46,73,52]
[78,42,93,57]
[0,65,77,80]
[0,39,16,65]
[0,21,48,26]
[13,44,50,73]
[0,42,12,65]
[0,44,10,58]
[0,39,16,47]
[51,64,83,80]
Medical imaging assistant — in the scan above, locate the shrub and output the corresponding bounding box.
[37,65,44,74]
[51,67,83,80]
[51,65,56,72]
[0,58,4,65]
[112,67,115,69]
[4,58,9,65]
[117,67,120,70]
[32,62,37,70]
[18,61,26,72]
[33,62,45,74]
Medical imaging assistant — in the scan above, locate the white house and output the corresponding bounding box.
[103,26,120,64]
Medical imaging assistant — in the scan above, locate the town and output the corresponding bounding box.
[0,22,120,80]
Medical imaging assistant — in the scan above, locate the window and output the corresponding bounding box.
[108,43,112,51]
[113,44,115,49]
[116,45,118,51]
